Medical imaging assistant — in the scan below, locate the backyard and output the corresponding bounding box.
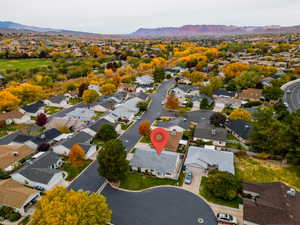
[120,172,184,190]
[235,155,300,190]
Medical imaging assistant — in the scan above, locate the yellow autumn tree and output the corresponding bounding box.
[100,83,117,96]
[31,186,111,225]
[223,62,250,79]
[82,89,99,104]
[229,108,252,122]
[9,83,43,102]
[0,90,21,111]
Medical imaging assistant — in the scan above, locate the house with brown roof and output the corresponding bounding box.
[243,181,300,225]
[239,88,263,102]
[165,130,184,152]
[0,110,31,125]
[0,145,34,172]
[0,179,40,215]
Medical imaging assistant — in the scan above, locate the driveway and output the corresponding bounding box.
[102,185,217,225]
[182,169,205,194]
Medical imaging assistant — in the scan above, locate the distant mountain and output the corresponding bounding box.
[0,21,93,35]
[130,24,300,37]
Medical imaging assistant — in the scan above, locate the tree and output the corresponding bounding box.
[10,83,42,102]
[250,109,289,156]
[229,108,252,122]
[165,94,179,110]
[153,68,165,83]
[31,186,111,225]
[137,101,148,111]
[205,170,241,201]
[139,120,151,136]
[97,139,129,182]
[100,83,117,96]
[0,90,20,111]
[97,124,117,141]
[200,98,209,109]
[223,62,250,79]
[82,89,99,104]
[210,112,226,127]
[78,83,88,97]
[37,143,50,152]
[233,71,262,89]
[68,144,85,166]
[36,113,48,126]
[262,86,284,101]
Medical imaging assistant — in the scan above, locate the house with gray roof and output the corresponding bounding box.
[194,124,227,147]
[83,118,115,137]
[65,107,96,122]
[225,119,252,143]
[185,146,235,174]
[156,117,190,132]
[136,75,154,86]
[20,101,45,117]
[52,131,93,156]
[130,147,182,179]
[44,94,71,108]
[11,151,65,190]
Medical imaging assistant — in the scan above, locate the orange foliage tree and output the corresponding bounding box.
[165,94,179,110]
[0,90,21,111]
[68,144,85,166]
[139,120,151,136]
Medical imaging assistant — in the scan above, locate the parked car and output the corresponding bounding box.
[216,213,237,225]
[184,172,193,184]
[134,116,141,120]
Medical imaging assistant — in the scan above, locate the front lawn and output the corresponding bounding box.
[235,156,300,191]
[69,97,82,105]
[121,121,133,130]
[0,123,26,137]
[62,160,92,181]
[120,172,184,190]
[45,106,63,115]
[199,177,242,208]
[140,135,151,144]
[0,59,53,72]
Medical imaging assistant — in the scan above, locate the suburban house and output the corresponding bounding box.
[193,124,227,147]
[11,151,65,190]
[184,146,235,174]
[130,147,182,179]
[19,101,45,117]
[136,75,154,86]
[0,110,31,125]
[83,118,115,137]
[76,143,97,159]
[214,97,242,112]
[45,117,86,132]
[0,179,40,215]
[0,145,34,172]
[88,84,101,94]
[105,97,140,122]
[239,88,263,102]
[192,94,214,108]
[165,130,184,152]
[65,107,96,123]
[135,92,150,101]
[44,94,71,108]
[119,83,136,93]
[30,128,63,149]
[52,131,93,156]
[156,117,190,132]
[243,181,300,225]
[225,119,252,143]
[213,89,237,98]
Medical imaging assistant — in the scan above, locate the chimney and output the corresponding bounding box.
[171,129,177,136]
[12,152,19,157]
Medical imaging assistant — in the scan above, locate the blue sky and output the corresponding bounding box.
[1,0,300,34]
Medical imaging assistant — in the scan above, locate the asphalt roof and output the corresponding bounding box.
[0,132,22,145]
[22,101,45,113]
[157,117,190,130]
[194,125,227,142]
[130,147,180,175]
[185,146,235,174]
[62,131,93,149]
[213,89,236,97]
[225,119,252,140]
[88,118,115,132]
[47,94,67,104]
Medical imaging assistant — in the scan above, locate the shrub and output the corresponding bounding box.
[8,212,21,222]
[254,152,271,160]
[235,151,247,157]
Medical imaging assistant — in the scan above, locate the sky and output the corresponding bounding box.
[1,0,300,34]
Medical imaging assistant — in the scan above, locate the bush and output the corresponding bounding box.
[243,101,262,108]
[254,152,271,160]
[8,212,21,222]
[235,151,247,157]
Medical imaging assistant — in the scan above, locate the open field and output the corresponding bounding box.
[235,156,300,190]
[0,59,53,71]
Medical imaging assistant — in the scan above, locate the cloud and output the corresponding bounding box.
[1,0,300,33]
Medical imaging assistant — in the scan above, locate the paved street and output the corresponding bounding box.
[102,185,217,225]
[282,79,300,112]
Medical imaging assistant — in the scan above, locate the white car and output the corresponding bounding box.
[216,213,237,225]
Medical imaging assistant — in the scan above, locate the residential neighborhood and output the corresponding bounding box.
[0,21,300,225]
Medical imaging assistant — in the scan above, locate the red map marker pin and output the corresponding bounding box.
[150,128,169,155]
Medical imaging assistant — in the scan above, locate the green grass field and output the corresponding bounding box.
[0,59,53,72]
[236,156,300,191]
